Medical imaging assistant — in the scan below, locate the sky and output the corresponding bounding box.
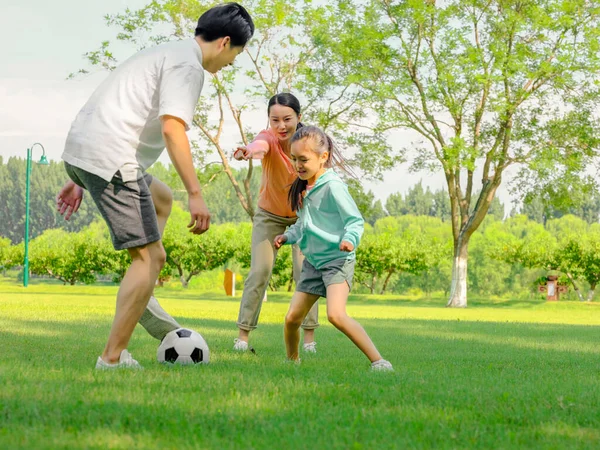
[0,0,516,211]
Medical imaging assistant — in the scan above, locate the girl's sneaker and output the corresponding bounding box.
[95,349,142,370]
[370,359,394,372]
[303,341,317,353]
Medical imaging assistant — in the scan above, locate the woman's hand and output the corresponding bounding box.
[233,147,250,161]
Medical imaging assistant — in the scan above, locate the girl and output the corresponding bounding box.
[273,126,393,371]
[232,93,319,353]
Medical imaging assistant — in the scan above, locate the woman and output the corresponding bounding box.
[233,93,318,353]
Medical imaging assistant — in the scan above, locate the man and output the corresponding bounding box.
[56,3,254,369]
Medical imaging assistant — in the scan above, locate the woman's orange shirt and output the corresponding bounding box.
[247,129,297,218]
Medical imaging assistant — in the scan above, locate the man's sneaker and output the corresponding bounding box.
[370,359,394,372]
[95,349,143,370]
[303,341,317,353]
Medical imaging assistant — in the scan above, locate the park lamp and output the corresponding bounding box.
[23,143,49,287]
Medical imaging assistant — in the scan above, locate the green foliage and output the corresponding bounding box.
[356,215,450,294]
[28,223,112,285]
[162,204,238,287]
[316,0,600,305]
[147,163,261,224]
[0,157,100,244]
[0,237,16,271]
[346,179,386,226]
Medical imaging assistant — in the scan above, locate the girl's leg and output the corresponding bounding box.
[326,283,382,363]
[292,244,319,344]
[284,291,320,360]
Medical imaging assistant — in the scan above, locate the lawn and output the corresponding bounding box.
[1,279,599,449]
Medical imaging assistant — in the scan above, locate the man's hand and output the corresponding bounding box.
[56,180,84,221]
[339,240,354,252]
[188,194,211,234]
[273,234,288,249]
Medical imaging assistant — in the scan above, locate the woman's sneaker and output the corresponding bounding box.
[233,338,256,354]
[233,338,249,351]
[370,359,394,372]
[95,349,142,370]
[303,341,317,353]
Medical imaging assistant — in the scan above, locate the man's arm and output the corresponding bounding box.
[161,115,211,234]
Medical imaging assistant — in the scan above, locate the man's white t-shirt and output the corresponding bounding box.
[62,38,205,182]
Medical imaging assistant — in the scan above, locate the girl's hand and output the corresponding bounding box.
[339,240,354,252]
[233,147,249,161]
[274,234,288,249]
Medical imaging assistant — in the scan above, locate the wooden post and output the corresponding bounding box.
[546,275,558,301]
[224,269,235,297]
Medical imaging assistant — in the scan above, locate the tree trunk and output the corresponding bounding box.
[447,237,469,307]
[565,272,584,301]
[587,282,596,302]
[175,264,187,288]
[380,270,395,295]
[370,274,376,295]
[184,271,198,288]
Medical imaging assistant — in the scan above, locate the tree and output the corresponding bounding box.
[521,191,600,225]
[488,215,591,300]
[74,0,390,222]
[0,237,15,273]
[347,179,386,225]
[319,0,600,306]
[162,205,237,287]
[0,157,100,243]
[356,217,448,294]
[147,162,262,224]
[27,224,111,285]
[562,225,600,301]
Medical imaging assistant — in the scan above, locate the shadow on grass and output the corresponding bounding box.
[1,314,600,449]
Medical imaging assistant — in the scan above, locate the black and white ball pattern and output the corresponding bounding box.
[157,328,210,365]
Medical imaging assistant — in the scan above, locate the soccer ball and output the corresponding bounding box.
[157,328,210,365]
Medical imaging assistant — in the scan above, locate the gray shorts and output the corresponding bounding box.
[296,258,355,298]
[64,162,160,250]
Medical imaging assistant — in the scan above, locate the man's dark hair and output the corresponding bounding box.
[195,3,255,47]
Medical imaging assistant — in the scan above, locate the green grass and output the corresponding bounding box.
[1,278,599,449]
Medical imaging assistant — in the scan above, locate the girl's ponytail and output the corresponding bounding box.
[288,177,308,212]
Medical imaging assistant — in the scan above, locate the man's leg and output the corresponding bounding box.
[138,177,181,341]
[103,240,166,363]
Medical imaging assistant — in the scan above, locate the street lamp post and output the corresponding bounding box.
[23,143,49,287]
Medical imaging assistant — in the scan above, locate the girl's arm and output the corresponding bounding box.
[283,220,303,245]
[329,182,364,249]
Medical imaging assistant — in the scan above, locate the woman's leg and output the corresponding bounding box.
[284,291,321,360]
[325,282,382,363]
[236,210,285,344]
